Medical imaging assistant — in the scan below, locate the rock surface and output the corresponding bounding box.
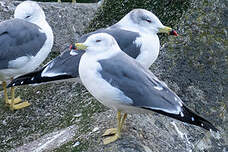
[0,0,227,152]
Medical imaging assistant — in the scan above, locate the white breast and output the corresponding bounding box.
[119,26,160,69]
[79,53,133,110]
[135,33,160,69]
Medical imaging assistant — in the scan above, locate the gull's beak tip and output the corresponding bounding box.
[159,26,178,36]
[70,44,78,56]
[169,30,178,36]
[69,44,77,50]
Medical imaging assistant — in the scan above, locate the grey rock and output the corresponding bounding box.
[0,0,227,152]
[10,125,78,152]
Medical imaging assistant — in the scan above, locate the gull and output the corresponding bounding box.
[71,33,218,144]
[0,1,54,110]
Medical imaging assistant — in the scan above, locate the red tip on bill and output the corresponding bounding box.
[169,30,178,36]
[69,44,76,50]
[69,45,73,50]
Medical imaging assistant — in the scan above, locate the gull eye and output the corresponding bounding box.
[96,39,101,42]
[25,15,31,19]
[146,19,152,23]
[142,16,152,23]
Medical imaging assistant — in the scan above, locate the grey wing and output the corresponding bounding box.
[79,28,141,59]
[105,27,141,59]
[98,53,182,114]
[0,19,47,69]
[98,53,218,132]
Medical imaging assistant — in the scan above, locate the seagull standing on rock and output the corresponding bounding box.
[71,33,218,144]
[8,9,177,87]
[0,1,54,110]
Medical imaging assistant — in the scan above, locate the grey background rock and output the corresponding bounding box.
[0,0,227,152]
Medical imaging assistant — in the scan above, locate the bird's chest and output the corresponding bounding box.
[136,34,160,68]
[79,55,129,108]
[79,56,105,98]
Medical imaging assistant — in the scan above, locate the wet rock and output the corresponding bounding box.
[10,125,78,152]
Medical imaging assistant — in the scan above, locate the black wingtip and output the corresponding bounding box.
[7,76,30,88]
[7,69,43,88]
[181,105,219,132]
[143,105,218,132]
[7,69,75,88]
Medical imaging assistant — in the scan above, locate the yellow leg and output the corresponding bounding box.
[102,113,127,136]
[120,113,127,130]
[103,111,127,144]
[7,86,23,105]
[7,78,30,110]
[2,81,9,105]
[10,86,15,110]
[9,86,30,110]
[1,81,30,110]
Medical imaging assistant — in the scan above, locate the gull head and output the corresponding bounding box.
[119,9,178,36]
[14,1,45,23]
[70,33,120,56]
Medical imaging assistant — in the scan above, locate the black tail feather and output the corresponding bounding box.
[7,68,73,88]
[144,105,218,132]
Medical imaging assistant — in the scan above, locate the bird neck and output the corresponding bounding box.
[31,18,46,27]
[32,18,53,38]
